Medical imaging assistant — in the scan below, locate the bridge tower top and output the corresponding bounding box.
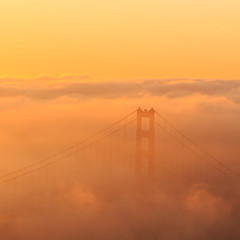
[135,108,155,176]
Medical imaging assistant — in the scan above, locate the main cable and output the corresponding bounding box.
[0,110,137,180]
[155,122,233,180]
[155,110,240,178]
[0,118,136,184]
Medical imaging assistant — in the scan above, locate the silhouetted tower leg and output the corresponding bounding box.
[135,108,155,176]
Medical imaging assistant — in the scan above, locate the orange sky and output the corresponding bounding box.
[1,0,240,80]
[1,2,240,240]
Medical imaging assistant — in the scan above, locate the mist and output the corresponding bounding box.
[0,78,240,239]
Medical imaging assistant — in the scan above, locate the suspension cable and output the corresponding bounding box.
[0,110,137,180]
[155,111,240,178]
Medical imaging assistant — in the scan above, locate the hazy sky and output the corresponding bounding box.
[1,1,240,239]
[1,0,240,79]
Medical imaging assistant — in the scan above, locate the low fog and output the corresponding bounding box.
[0,78,240,239]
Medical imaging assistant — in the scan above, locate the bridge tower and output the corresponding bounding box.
[135,108,155,176]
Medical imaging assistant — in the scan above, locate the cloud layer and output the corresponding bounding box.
[0,78,240,103]
[1,77,240,239]
[1,179,240,240]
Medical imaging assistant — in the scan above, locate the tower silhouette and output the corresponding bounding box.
[135,108,155,176]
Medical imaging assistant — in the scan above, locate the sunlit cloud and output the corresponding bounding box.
[0,78,240,103]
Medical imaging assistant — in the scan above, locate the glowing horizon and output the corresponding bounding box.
[1,0,240,80]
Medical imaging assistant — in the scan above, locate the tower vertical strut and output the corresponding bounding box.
[135,108,155,176]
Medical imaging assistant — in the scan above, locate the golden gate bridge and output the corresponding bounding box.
[0,108,239,194]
